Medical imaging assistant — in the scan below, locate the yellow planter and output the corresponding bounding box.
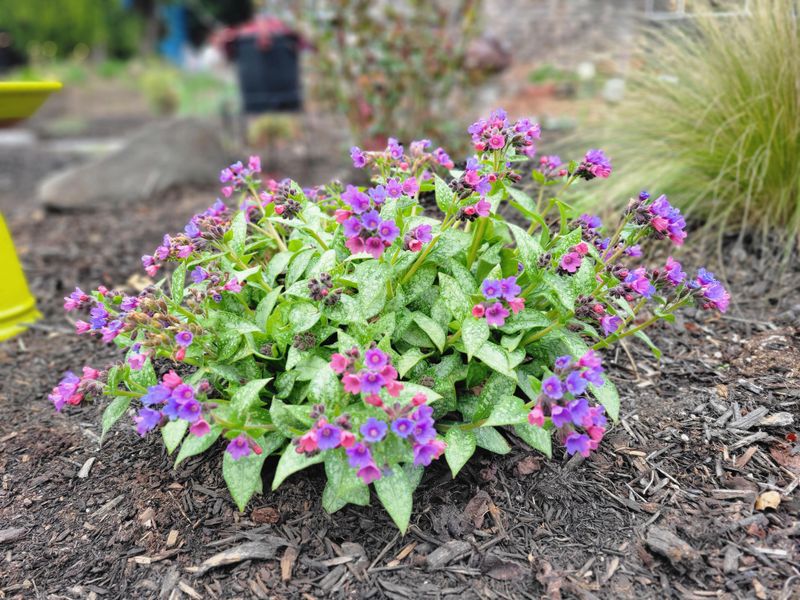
[0,81,62,127]
[0,214,41,341]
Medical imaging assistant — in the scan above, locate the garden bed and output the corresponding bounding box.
[1,187,798,599]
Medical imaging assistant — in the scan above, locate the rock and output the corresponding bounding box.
[77,456,95,479]
[39,118,229,210]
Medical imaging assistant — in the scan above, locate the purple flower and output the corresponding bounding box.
[364,348,388,370]
[369,185,387,205]
[175,331,194,348]
[577,149,612,179]
[624,268,655,298]
[377,220,400,243]
[485,302,509,327]
[600,314,622,336]
[391,418,414,438]
[128,353,146,370]
[412,419,436,444]
[413,440,445,467]
[413,224,432,243]
[401,177,419,196]
[172,384,195,403]
[120,296,139,312]
[346,443,374,469]
[550,404,572,428]
[412,405,433,422]
[359,370,385,394]
[664,257,686,286]
[190,266,209,283]
[177,399,202,422]
[350,147,366,168]
[342,186,371,214]
[361,209,382,231]
[226,435,251,460]
[568,398,590,426]
[554,356,572,371]
[89,306,109,330]
[360,417,388,443]
[357,463,382,484]
[560,252,582,273]
[343,216,362,238]
[542,375,564,400]
[134,408,162,436]
[565,371,588,395]
[48,371,80,411]
[142,384,171,406]
[387,138,404,160]
[565,432,591,457]
[499,276,521,301]
[481,279,501,300]
[386,178,403,198]
[316,423,342,450]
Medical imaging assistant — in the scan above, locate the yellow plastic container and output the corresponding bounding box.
[0,81,62,127]
[0,214,41,341]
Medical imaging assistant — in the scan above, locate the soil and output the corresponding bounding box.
[2,156,800,599]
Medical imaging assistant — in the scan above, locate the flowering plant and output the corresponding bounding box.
[52,110,728,532]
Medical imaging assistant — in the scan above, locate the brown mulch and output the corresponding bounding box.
[1,175,799,599]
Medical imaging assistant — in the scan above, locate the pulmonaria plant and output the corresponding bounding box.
[52,110,729,532]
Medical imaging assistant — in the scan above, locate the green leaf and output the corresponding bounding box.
[374,466,413,534]
[412,312,446,352]
[322,451,370,513]
[162,419,188,455]
[215,310,262,335]
[543,272,578,312]
[230,211,248,254]
[475,426,511,455]
[100,396,131,441]
[129,357,157,388]
[288,302,321,334]
[444,428,476,477]
[473,371,517,421]
[287,249,314,287]
[398,348,428,377]
[461,316,490,361]
[230,379,270,416]
[171,263,187,303]
[175,425,222,466]
[434,174,456,213]
[223,436,269,511]
[308,364,342,405]
[514,422,552,458]
[483,395,529,427]
[264,251,292,286]
[438,272,470,320]
[272,443,325,490]
[634,330,663,359]
[499,309,551,334]
[590,377,620,422]
[571,257,595,298]
[508,222,544,274]
[255,288,281,330]
[355,261,389,320]
[270,397,314,437]
[475,342,515,378]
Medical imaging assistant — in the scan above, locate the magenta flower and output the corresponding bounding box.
[342,373,361,394]
[489,134,505,150]
[565,432,591,457]
[189,419,211,437]
[175,331,193,348]
[577,149,612,179]
[386,178,403,198]
[499,276,521,301]
[345,236,366,255]
[342,185,371,213]
[528,405,544,427]
[391,418,414,439]
[357,463,382,484]
[413,224,432,243]
[484,302,509,327]
[664,257,686,285]
[364,348,388,370]
[560,252,582,273]
[412,439,446,467]
[600,314,622,336]
[343,217,362,238]
[172,384,195,403]
[329,353,349,373]
[360,417,388,443]
[365,237,385,259]
[226,435,251,460]
[350,147,366,168]
[542,375,564,400]
[359,370,385,395]
[401,177,419,196]
[474,199,491,216]
[177,399,202,422]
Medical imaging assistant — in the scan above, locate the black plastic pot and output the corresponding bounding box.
[234,33,301,113]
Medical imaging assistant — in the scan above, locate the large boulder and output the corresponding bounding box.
[39,118,229,210]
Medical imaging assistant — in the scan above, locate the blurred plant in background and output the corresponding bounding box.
[0,0,141,61]
[301,0,484,150]
[581,0,800,247]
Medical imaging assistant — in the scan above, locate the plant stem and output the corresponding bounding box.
[466,217,488,269]
[520,322,558,347]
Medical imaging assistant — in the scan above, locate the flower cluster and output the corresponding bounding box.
[136,370,211,437]
[558,242,590,274]
[339,185,402,258]
[329,347,403,405]
[49,367,103,411]
[219,155,261,198]
[472,276,525,327]
[528,351,608,457]
[468,108,541,157]
[538,155,567,179]
[350,137,454,173]
[574,295,622,337]
[402,224,433,252]
[629,192,687,246]
[689,268,731,313]
[574,149,613,180]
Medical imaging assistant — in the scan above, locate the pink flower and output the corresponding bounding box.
[335,209,352,223]
[296,430,318,453]
[82,366,100,380]
[559,252,582,273]
[128,353,146,371]
[574,242,589,256]
[489,134,505,150]
[365,237,385,259]
[248,155,261,172]
[384,380,403,398]
[189,419,211,437]
[221,186,233,198]
[223,278,242,293]
[357,463,382,484]
[528,405,544,427]
[342,373,361,394]
[401,177,419,196]
[364,394,384,407]
[162,370,183,390]
[75,321,91,334]
[412,393,427,406]
[485,302,509,327]
[507,297,525,314]
[339,430,356,448]
[474,199,491,217]
[345,236,365,255]
[472,304,485,318]
[329,353,349,373]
